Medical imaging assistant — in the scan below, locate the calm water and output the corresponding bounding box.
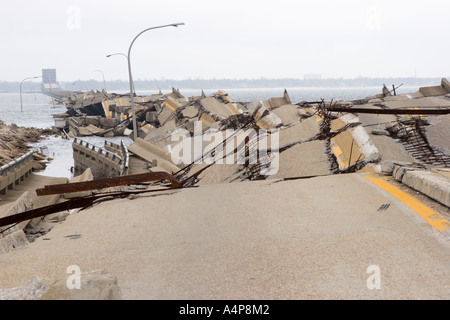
[0,92,133,179]
[0,86,420,178]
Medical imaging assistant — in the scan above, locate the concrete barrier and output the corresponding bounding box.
[389,163,450,208]
[401,169,450,208]
[0,151,34,195]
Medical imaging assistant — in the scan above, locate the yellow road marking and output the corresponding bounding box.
[363,173,449,231]
[331,143,346,169]
[102,100,111,118]
[413,107,422,118]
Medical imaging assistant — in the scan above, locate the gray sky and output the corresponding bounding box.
[1,0,449,82]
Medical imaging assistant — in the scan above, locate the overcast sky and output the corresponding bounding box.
[1,0,449,82]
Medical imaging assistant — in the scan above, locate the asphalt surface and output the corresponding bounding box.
[0,172,448,299]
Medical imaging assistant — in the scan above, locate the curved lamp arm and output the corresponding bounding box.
[127,22,185,141]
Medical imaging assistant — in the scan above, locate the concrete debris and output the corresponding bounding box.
[1,78,450,300]
[63,168,94,199]
[0,229,29,255]
[0,121,57,166]
[127,138,181,174]
[45,81,448,189]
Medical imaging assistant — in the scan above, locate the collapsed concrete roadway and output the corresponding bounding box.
[0,80,449,300]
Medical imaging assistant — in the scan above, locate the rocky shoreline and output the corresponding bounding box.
[0,120,59,166]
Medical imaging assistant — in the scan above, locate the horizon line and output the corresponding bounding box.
[1,75,448,83]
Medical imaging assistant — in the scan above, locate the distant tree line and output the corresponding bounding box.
[0,77,446,93]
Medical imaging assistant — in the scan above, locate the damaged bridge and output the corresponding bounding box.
[72,138,129,178]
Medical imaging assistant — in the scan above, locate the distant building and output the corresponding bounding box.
[42,69,57,84]
[303,74,322,80]
[41,69,68,99]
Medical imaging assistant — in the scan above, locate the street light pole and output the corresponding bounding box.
[94,70,107,92]
[107,53,128,59]
[106,53,135,95]
[20,76,40,112]
[127,22,185,141]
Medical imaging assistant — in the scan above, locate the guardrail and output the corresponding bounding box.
[104,140,129,176]
[120,140,129,176]
[0,150,34,195]
[73,138,124,178]
[75,138,122,161]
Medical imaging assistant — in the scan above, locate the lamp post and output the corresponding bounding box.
[127,22,185,141]
[20,76,40,112]
[94,70,106,92]
[106,53,134,95]
[107,53,128,59]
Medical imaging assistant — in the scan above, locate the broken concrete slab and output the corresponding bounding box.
[270,104,303,126]
[77,124,104,136]
[130,138,181,167]
[0,229,29,255]
[380,160,413,176]
[128,138,181,174]
[253,102,283,129]
[423,114,450,155]
[383,96,450,110]
[273,140,330,179]
[191,162,240,186]
[145,119,178,147]
[181,104,200,118]
[441,78,450,93]
[278,116,320,147]
[267,90,291,109]
[64,168,94,199]
[200,97,241,119]
[419,86,448,97]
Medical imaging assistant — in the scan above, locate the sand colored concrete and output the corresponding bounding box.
[270,104,302,126]
[355,113,417,163]
[0,173,449,299]
[424,114,450,155]
[0,174,67,210]
[383,96,450,109]
[273,140,329,179]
